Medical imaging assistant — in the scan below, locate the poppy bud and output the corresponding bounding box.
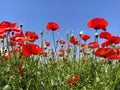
[95,33,98,38]
[70,34,74,38]
[20,23,23,29]
[79,31,84,36]
[40,31,43,35]
[56,39,59,43]
[43,45,47,49]
[11,31,14,35]
[61,44,63,48]
[1,39,4,43]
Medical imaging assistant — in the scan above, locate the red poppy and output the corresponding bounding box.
[45,41,50,46]
[101,40,110,47]
[59,40,66,44]
[102,35,120,47]
[8,41,16,46]
[58,53,64,57]
[46,22,59,31]
[25,31,38,42]
[0,21,21,32]
[0,33,7,38]
[70,36,79,45]
[19,65,24,76]
[87,18,108,31]
[88,41,99,49]
[9,48,20,55]
[93,48,117,59]
[0,28,5,34]
[81,44,87,49]
[63,56,67,61]
[108,35,120,44]
[42,52,47,57]
[4,54,9,61]
[68,75,80,86]
[99,32,112,39]
[58,48,64,53]
[10,30,24,41]
[80,34,91,42]
[22,44,44,57]
[66,48,71,54]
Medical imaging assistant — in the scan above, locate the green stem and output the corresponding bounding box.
[52,31,58,59]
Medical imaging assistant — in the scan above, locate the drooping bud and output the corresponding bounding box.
[95,32,98,38]
[20,23,23,29]
[79,31,84,36]
[40,31,43,35]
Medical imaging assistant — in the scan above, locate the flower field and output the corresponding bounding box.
[0,18,120,90]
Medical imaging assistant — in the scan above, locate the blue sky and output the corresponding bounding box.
[0,0,120,45]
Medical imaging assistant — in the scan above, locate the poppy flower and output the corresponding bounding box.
[58,53,64,57]
[80,34,91,42]
[0,33,7,38]
[70,36,79,45]
[58,48,64,53]
[42,52,47,57]
[88,41,99,49]
[22,44,44,57]
[7,41,16,46]
[87,18,108,31]
[10,30,24,41]
[101,40,110,47]
[0,21,21,32]
[9,48,20,55]
[46,22,59,31]
[66,48,71,54]
[4,54,9,61]
[93,47,118,59]
[59,40,66,44]
[63,56,67,61]
[68,75,80,86]
[25,31,38,42]
[99,31,112,39]
[45,41,50,46]
[19,65,24,76]
[0,28,5,34]
[108,35,120,44]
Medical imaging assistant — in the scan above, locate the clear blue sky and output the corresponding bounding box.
[0,0,120,44]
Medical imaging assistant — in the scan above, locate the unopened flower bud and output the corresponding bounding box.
[95,33,98,38]
[40,31,43,35]
[79,31,84,36]
[61,44,63,48]
[1,39,4,43]
[11,31,14,35]
[70,34,74,37]
[56,39,59,43]
[43,45,47,49]
[20,23,23,29]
